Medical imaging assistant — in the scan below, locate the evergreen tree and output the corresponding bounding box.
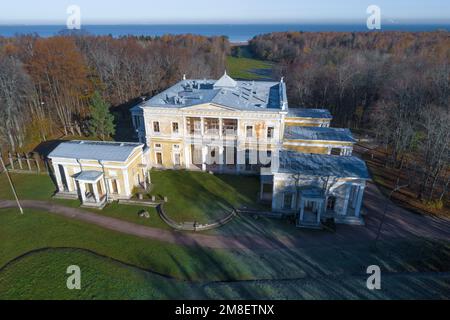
[88,91,115,140]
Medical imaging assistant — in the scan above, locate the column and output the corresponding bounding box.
[79,182,86,203]
[64,167,73,192]
[354,185,365,217]
[341,184,351,216]
[52,163,64,192]
[260,181,264,201]
[219,118,223,138]
[236,146,242,174]
[317,201,322,223]
[299,198,305,222]
[184,144,191,169]
[93,182,100,203]
[200,118,205,136]
[219,146,224,173]
[201,145,207,171]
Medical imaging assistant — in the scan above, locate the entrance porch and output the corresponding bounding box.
[74,171,107,209]
[297,188,325,229]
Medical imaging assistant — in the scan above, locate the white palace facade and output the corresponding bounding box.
[130,72,370,228]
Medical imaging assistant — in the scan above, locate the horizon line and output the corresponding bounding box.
[1,19,450,26]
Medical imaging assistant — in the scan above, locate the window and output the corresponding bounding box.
[173,153,181,166]
[173,144,180,150]
[327,196,336,211]
[283,193,293,210]
[267,127,274,139]
[154,143,162,150]
[156,152,163,165]
[205,118,219,135]
[246,125,253,138]
[222,119,237,136]
[111,179,119,194]
[331,148,341,155]
[172,122,179,134]
[153,121,160,133]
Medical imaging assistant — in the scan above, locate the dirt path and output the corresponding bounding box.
[1,182,449,250]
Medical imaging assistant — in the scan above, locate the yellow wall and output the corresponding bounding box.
[151,140,185,168]
[284,145,329,154]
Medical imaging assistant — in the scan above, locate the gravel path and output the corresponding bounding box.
[1,182,449,250]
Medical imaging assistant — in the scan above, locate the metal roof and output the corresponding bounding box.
[287,108,332,119]
[275,151,370,179]
[48,141,144,162]
[74,170,103,182]
[135,72,287,112]
[284,126,355,142]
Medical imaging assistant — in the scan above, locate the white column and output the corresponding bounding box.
[184,144,191,169]
[341,185,351,216]
[219,146,224,173]
[354,185,365,217]
[201,145,207,171]
[317,201,322,223]
[122,169,131,197]
[64,167,73,192]
[299,198,305,222]
[93,182,100,203]
[200,117,205,136]
[52,163,64,191]
[219,117,223,138]
[79,182,86,203]
[236,146,242,173]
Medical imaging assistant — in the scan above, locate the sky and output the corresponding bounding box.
[0,0,449,24]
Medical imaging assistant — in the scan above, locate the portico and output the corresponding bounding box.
[297,188,325,228]
[74,170,107,208]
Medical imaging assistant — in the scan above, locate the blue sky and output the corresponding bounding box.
[0,0,449,24]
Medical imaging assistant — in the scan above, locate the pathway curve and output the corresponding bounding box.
[1,182,449,250]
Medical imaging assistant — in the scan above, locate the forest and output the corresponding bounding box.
[250,31,449,209]
[0,34,229,151]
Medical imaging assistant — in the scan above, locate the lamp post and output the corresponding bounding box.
[0,148,23,214]
[374,180,408,248]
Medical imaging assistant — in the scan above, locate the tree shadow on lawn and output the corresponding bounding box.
[157,237,450,299]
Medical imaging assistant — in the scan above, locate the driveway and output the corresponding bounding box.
[0,182,449,250]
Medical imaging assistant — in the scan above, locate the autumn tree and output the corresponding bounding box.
[26,36,91,136]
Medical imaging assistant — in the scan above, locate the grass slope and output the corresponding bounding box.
[149,170,263,223]
[226,46,273,80]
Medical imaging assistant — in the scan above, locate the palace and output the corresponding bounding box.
[129,72,370,228]
[48,72,369,228]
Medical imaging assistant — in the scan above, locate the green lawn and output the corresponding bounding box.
[1,207,449,299]
[0,172,168,229]
[0,248,198,300]
[0,208,256,282]
[149,170,265,224]
[0,172,56,200]
[1,170,265,225]
[226,54,273,80]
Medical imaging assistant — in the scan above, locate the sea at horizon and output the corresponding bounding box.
[0,24,448,42]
